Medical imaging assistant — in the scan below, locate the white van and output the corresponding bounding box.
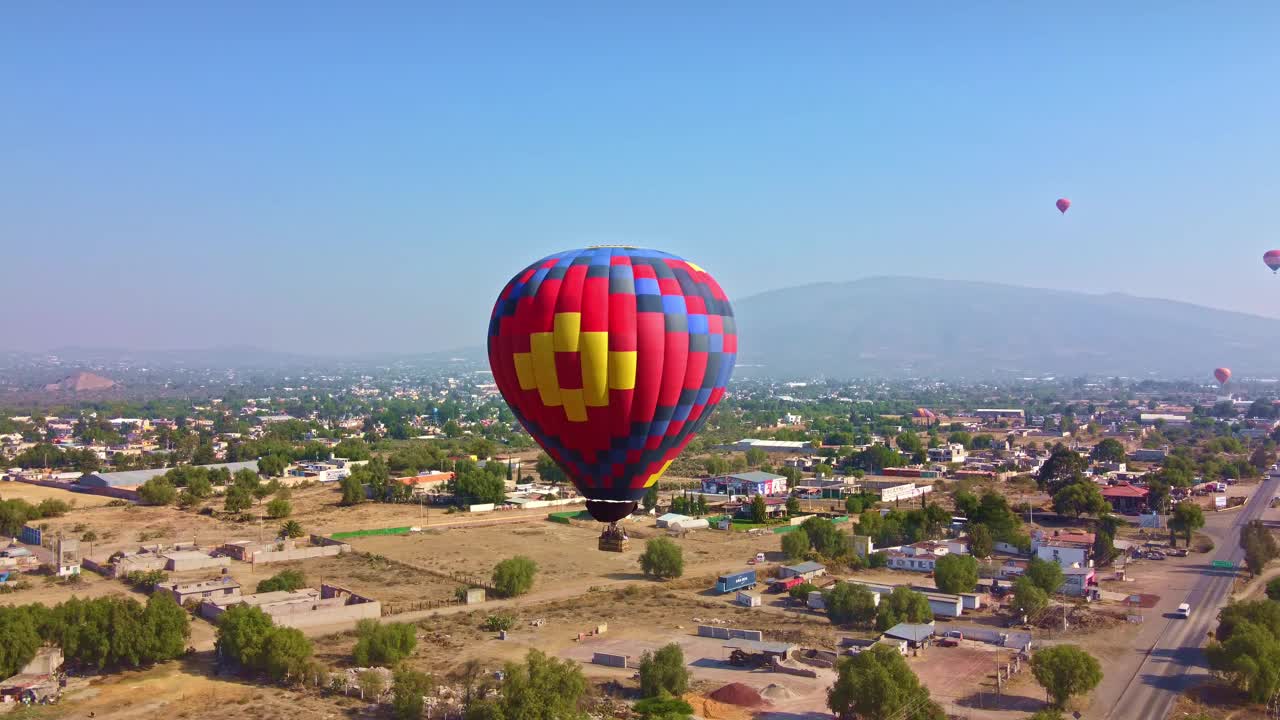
[1177,603,1191,619]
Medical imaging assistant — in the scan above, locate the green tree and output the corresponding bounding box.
[745,447,768,468]
[492,556,538,598]
[824,582,877,627]
[391,667,434,720]
[785,495,801,516]
[828,645,944,720]
[1267,578,1280,602]
[138,476,177,506]
[1012,576,1049,617]
[142,593,192,663]
[261,625,313,683]
[256,569,307,593]
[639,537,684,579]
[333,439,373,461]
[353,619,418,666]
[1026,557,1065,595]
[185,472,214,499]
[638,643,688,698]
[844,495,864,515]
[534,453,567,485]
[358,669,386,700]
[789,582,818,602]
[0,606,42,678]
[968,524,994,558]
[1052,481,1110,518]
[933,553,979,595]
[1090,438,1127,464]
[642,485,659,512]
[340,472,365,506]
[224,485,253,513]
[257,454,289,478]
[280,520,306,539]
[466,649,587,720]
[782,529,810,561]
[875,586,933,631]
[265,497,292,519]
[801,516,841,557]
[1169,500,1205,548]
[1030,644,1103,709]
[1037,445,1087,492]
[750,494,768,524]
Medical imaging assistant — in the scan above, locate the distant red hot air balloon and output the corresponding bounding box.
[1056,198,1071,214]
[1214,367,1232,386]
[1264,250,1280,273]
[488,246,736,542]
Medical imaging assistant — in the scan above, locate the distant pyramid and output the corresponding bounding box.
[45,371,116,392]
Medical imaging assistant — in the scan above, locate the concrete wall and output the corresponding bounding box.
[263,597,382,629]
[592,652,630,668]
[697,625,762,641]
[166,555,230,572]
[249,544,348,564]
[114,555,166,576]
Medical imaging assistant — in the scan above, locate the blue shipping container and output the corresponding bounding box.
[20,526,41,546]
[715,570,757,594]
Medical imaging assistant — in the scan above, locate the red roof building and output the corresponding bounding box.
[1100,483,1149,514]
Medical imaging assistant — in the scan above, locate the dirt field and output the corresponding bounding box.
[0,481,115,508]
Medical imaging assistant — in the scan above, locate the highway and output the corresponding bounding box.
[1103,474,1280,719]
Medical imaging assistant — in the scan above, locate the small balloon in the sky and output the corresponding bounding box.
[1056,198,1071,214]
[1264,250,1280,274]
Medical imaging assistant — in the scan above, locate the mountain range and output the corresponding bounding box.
[731,277,1280,379]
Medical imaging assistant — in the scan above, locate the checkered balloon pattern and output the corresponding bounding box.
[488,247,737,518]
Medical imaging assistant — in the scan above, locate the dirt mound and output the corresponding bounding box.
[1033,605,1124,632]
[682,693,757,720]
[760,683,795,701]
[709,682,766,708]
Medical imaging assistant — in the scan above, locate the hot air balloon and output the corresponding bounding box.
[1214,367,1232,386]
[1056,198,1071,214]
[488,247,736,549]
[1265,250,1280,273]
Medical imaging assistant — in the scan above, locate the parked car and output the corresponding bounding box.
[936,638,959,648]
[943,630,964,640]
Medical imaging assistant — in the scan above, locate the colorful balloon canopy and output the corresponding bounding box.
[1214,367,1232,385]
[488,247,737,523]
[1265,250,1280,273]
[1056,198,1071,214]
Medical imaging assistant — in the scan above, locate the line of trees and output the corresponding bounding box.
[0,594,190,678]
[0,496,72,536]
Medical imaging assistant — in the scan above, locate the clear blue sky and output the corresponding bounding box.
[4,3,1279,354]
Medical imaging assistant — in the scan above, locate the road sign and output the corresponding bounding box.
[1212,560,1234,569]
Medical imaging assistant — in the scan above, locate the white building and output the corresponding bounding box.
[885,541,952,572]
[927,443,967,463]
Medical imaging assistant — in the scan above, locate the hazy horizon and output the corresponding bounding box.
[6,4,1280,354]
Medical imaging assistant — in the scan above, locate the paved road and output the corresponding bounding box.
[1104,475,1280,719]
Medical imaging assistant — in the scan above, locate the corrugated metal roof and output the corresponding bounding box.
[784,561,826,574]
[884,623,936,643]
[81,460,260,488]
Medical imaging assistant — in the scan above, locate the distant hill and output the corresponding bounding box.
[732,277,1280,379]
[45,371,117,392]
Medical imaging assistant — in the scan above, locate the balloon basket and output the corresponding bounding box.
[598,536,629,553]
[598,524,629,553]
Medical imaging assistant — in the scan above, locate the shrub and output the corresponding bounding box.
[352,620,417,666]
[256,569,306,593]
[639,537,685,579]
[492,556,538,598]
[482,614,516,632]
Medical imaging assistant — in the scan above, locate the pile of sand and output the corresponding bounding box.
[682,693,756,720]
[709,682,767,708]
[759,683,795,701]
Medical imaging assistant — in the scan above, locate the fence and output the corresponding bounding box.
[354,550,496,595]
[330,527,413,540]
[382,597,463,615]
[697,625,763,641]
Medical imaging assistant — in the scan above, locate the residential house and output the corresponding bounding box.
[1032,530,1095,569]
[1100,483,1150,514]
[927,443,967,463]
[886,541,952,572]
[1060,567,1099,597]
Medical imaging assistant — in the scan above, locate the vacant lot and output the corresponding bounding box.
[0,481,115,507]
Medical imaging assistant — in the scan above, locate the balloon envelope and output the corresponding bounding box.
[1265,250,1280,273]
[1056,198,1071,214]
[488,247,737,522]
[1214,367,1232,385]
